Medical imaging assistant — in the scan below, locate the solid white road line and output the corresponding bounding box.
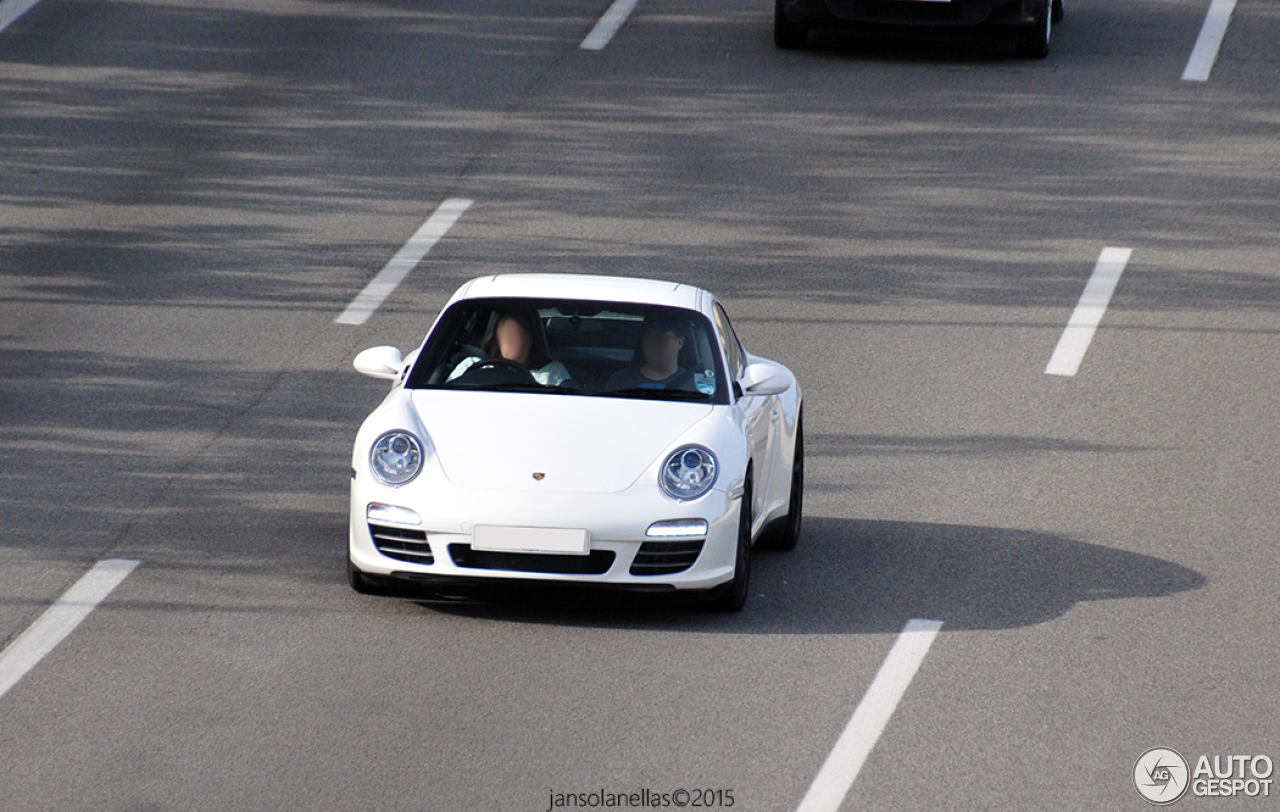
[1045,247,1133,377]
[0,0,45,33]
[1182,0,1237,82]
[580,0,641,50]
[0,559,140,702]
[795,619,944,812]
[335,198,473,326]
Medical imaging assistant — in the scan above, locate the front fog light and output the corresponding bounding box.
[660,445,718,501]
[646,519,709,538]
[370,431,423,485]
[367,503,422,525]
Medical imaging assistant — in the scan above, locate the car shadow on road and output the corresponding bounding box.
[411,516,1206,633]
[804,28,1017,64]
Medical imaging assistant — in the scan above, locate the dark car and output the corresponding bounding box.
[774,0,1065,58]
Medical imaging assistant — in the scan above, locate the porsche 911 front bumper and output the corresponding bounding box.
[347,475,743,592]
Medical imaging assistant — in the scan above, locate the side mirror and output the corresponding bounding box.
[739,360,791,397]
[353,346,404,380]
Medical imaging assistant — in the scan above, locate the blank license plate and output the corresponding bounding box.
[471,526,590,555]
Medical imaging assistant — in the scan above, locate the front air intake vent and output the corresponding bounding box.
[370,524,433,565]
[448,544,614,575]
[630,539,705,576]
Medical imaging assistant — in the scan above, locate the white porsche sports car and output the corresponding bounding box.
[347,274,803,610]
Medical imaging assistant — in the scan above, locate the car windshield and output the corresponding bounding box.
[405,297,728,404]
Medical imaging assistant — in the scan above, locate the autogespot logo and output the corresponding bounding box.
[1135,747,1191,805]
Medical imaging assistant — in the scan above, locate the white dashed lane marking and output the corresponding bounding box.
[0,0,45,33]
[795,619,944,812]
[1045,247,1133,378]
[580,0,642,51]
[1183,0,1237,82]
[0,559,140,702]
[335,198,473,326]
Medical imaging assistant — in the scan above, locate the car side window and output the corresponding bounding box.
[712,303,745,381]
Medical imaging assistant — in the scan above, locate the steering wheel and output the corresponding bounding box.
[455,357,538,387]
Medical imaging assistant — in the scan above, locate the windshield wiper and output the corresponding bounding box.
[596,388,710,401]
[451,382,583,394]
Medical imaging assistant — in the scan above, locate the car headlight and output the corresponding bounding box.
[660,445,718,501]
[369,431,424,486]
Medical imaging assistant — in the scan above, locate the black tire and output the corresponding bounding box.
[774,0,807,49]
[774,411,804,551]
[716,475,753,612]
[1015,0,1051,59]
[1051,0,1064,24]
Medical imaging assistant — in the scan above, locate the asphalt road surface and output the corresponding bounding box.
[2,0,1278,810]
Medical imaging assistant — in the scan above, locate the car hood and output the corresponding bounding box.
[410,390,715,493]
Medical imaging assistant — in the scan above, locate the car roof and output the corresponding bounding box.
[447,274,709,312]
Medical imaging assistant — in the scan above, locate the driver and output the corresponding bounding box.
[605,318,695,391]
[447,310,573,387]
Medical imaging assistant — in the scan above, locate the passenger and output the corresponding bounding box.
[448,310,573,387]
[605,318,695,391]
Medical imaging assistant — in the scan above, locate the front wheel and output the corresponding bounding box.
[1051,0,1064,24]
[715,476,753,612]
[774,0,808,49]
[1015,0,1051,59]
